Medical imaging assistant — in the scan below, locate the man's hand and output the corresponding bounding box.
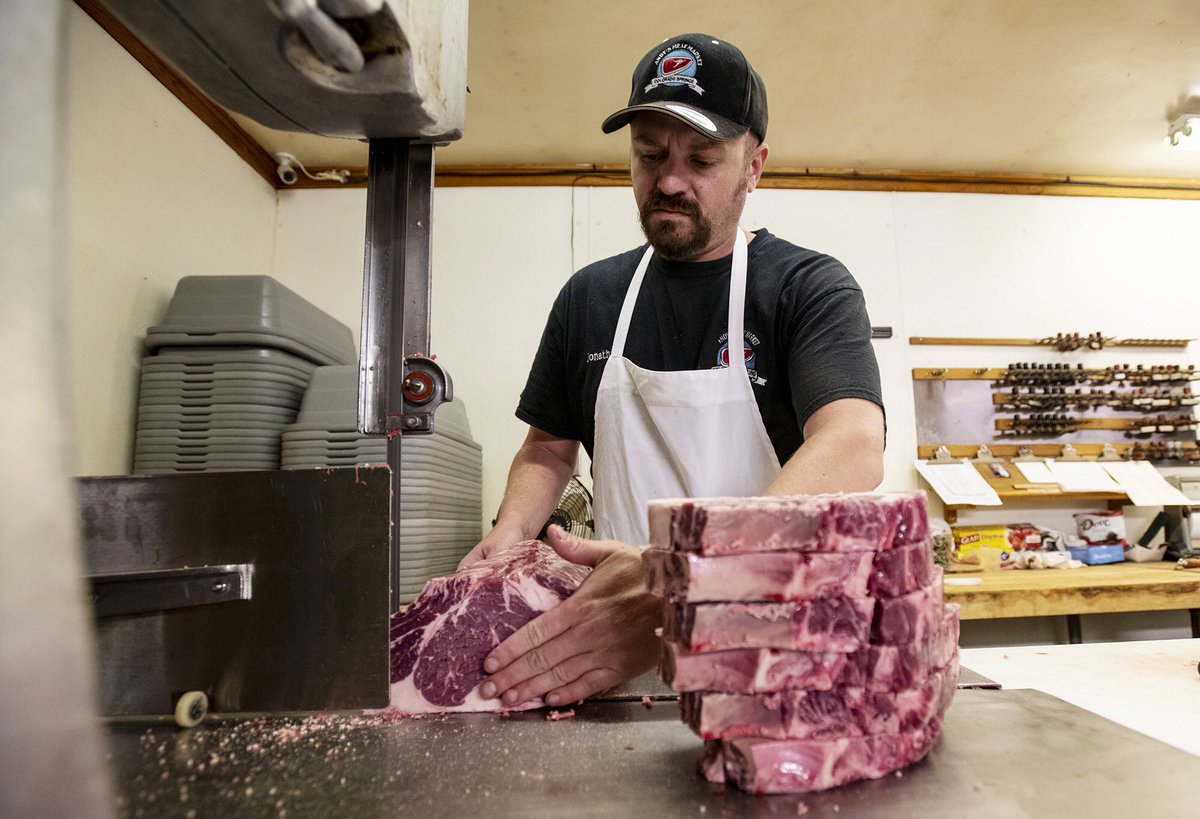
[456,523,524,571]
[476,525,662,708]
[458,426,581,571]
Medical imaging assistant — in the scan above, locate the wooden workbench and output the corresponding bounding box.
[944,561,1200,642]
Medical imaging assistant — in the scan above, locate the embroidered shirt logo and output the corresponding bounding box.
[717,340,754,369]
[715,331,766,386]
[645,44,705,96]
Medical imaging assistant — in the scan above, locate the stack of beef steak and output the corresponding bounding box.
[644,491,959,794]
[385,540,590,714]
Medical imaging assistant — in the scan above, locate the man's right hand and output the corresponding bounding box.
[456,523,525,570]
[476,525,661,707]
[457,426,581,571]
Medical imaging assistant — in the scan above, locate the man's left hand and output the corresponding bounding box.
[477,525,661,708]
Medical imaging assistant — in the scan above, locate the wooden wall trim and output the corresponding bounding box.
[288,162,1200,200]
[427,165,1200,200]
[74,0,281,189]
[79,0,1200,202]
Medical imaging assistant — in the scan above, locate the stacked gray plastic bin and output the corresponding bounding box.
[133,276,355,474]
[281,365,483,602]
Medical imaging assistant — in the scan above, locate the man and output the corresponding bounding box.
[460,34,885,709]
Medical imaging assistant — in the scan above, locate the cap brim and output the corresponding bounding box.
[601,102,748,141]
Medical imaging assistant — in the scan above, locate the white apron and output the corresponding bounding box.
[591,229,781,544]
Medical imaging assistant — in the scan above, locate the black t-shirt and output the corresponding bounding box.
[516,228,883,465]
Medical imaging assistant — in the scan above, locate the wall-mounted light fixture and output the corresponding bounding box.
[1165,114,1200,149]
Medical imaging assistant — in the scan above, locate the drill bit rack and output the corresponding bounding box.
[912,345,1199,462]
[994,413,1200,437]
[913,364,1199,385]
[910,332,1193,351]
[992,387,1198,413]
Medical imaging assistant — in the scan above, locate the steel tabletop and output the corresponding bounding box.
[105,688,1196,817]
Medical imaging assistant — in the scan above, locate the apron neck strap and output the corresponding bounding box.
[611,229,749,367]
[726,229,748,376]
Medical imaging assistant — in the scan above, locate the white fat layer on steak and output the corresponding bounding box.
[506,572,568,613]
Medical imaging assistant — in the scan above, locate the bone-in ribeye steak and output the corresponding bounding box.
[681,654,959,741]
[661,603,959,694]
[649,491,929,555]
[661,567,945,653]
[720,716,945,794]
[643,539,935,603]
[643,548,876,602]
[664,595,877,653]
[385,540,589,714]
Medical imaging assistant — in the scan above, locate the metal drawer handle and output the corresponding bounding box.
[89,564,254,618]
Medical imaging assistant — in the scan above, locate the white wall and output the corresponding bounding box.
[65,4,278,476]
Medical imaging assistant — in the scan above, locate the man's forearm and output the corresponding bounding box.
[491,431,580,542]
[764,398,885,496]
[765,428,882,495]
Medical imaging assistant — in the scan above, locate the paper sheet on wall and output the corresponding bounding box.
[1101,460,1192,506]
[914,460,1002,506]
[1044,460,1124,493]
[1013,459,1057,484]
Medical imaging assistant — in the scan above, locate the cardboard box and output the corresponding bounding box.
[1124,543,1167,563]
[1067,544,1126,565]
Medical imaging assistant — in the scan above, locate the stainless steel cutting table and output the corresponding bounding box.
[105,686,1197,817]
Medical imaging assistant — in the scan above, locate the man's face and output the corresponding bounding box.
[629,113,765,262]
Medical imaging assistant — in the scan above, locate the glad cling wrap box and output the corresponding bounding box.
[951,524,1042,569]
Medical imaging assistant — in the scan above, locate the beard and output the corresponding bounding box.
[638,191,714,260]
[637,173,751,261]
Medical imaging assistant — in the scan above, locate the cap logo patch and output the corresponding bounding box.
[646,44,705,96]
[662,56,693,75]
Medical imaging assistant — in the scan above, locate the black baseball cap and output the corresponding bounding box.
[602,34,768,142]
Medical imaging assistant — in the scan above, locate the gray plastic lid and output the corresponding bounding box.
[147,346,318,370]
[146,276,354,365]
